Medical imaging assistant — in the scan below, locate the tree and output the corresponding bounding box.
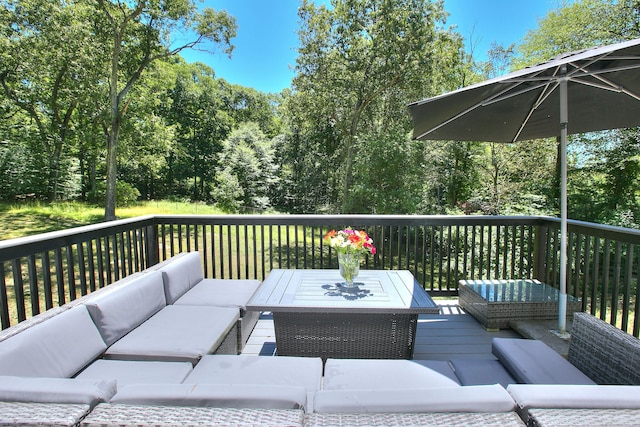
[292,0,463,212]
[93,0,237,220]
[0,0,96,201]
[214,122,278,211]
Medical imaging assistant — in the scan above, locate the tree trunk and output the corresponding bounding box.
[105,130,118,221]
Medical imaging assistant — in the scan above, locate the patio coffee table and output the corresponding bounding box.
[459,279,582,330]
[247,269,439,360]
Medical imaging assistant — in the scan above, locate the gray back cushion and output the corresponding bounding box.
[0,306,107,378]
[160,251,205,304]
[85,271,166,346]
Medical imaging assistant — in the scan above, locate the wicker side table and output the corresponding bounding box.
[459,279,582,330]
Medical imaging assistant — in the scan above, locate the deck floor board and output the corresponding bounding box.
[241,299,521,360]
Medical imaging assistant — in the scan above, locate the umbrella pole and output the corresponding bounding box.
[559,72,569,334]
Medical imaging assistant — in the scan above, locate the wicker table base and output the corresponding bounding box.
[274,312,418,360]
[459,279,582,330]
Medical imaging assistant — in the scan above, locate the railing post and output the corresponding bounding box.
[145,224,160,268]
[533,224,548,281]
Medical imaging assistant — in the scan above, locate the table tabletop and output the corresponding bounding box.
[460,279,581,303]
[247,269,439,314]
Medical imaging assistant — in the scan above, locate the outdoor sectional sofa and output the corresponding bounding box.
[1,251,640,426]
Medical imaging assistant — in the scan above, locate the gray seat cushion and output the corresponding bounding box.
[507,384,640,410]
[184,355,323,392]
[323,358,460,390]
[174,279,260,310]
[104,305,239,364]
[412,360,461,384]
[492,338,596,385]
[85,271,167,346]
[110,383,308,410]
[75,360,192,386]
[450,358,516,387]
[160,251,204,304]
[0,376,116,406]
[0,306,106,378]
[312,384,516,413]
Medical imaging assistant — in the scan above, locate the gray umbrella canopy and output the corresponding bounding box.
[408,38,640,333]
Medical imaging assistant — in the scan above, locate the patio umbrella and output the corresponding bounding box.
[408,38,640,333]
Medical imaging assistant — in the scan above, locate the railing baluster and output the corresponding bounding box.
[591,237,601,315]
[26,254,39,316]
[185,224,191,252]
[601,239,611,321]
[41,252,53,309]
[112,235,120,282]
[12,259,26,322]
[0,262,9,329]
[126,230,133,275]
[77,243,87,297]
[227,224,233,278]
[235,224,241,278]
[133,229,141,272]
[87,241,96,293]
[634,247,640,337]
[66,245,76,301]
[104,236,113,285]
[54,248,65,305]
[581,236,591,312]
[445,225,452,289]
[622,243,633,333]
[611,241,622,326]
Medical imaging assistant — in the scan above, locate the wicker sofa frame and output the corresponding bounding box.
[4,263,640,426]
[568,311,640,385]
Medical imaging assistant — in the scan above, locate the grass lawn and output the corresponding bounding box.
[0,200,227,240]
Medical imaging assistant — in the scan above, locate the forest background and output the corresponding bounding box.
[2,0,640,230]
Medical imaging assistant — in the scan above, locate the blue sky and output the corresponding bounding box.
[180,0,564,93]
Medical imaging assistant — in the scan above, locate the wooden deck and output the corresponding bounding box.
[241,299,521,360]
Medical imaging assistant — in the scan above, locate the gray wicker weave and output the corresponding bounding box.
[568,312,640,384]
[304,412,525,426]
[528,408,640,426]
[274,312,417,360]
[459,280,581,330]
[239,309,260,351]
[0,401,91,427]
[213,322,240,355]
[80,404,305,427]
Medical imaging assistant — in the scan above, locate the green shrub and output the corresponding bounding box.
[88,181,141,207]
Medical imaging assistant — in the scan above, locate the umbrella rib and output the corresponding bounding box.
[480,82,550,106]
[413,82,526,140]
[569,60,640,101]
[511,66,563,142]
[513,80,560,142]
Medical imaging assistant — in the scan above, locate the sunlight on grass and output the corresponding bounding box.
[0,200,227,240]
[116,200,225,217]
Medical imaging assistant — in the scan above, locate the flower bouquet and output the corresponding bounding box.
[323,228,376,287]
